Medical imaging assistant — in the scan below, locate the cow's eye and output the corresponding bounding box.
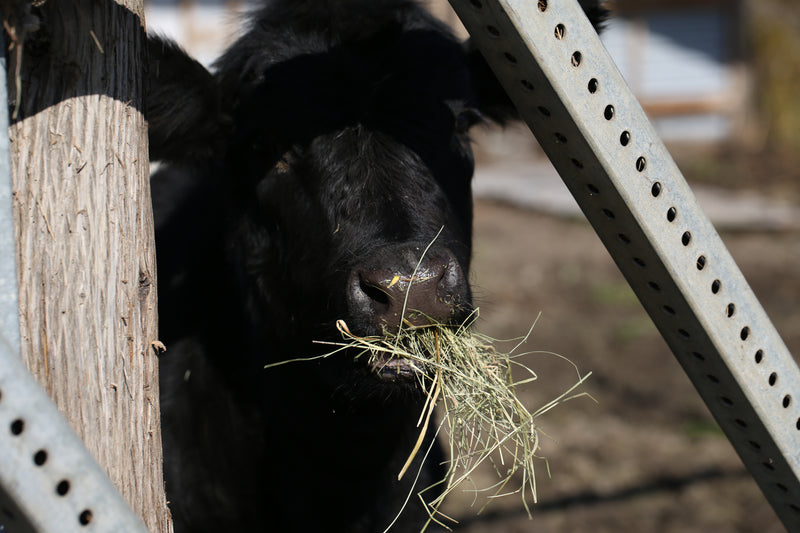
[454,108,484,134]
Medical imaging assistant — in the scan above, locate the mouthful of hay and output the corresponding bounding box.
[367,342,418,382]
[308,311,592,531]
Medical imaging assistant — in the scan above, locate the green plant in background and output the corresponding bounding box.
[750,0,800,154]
[590,281,639,307]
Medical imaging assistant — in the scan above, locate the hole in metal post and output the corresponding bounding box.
[711,279,721,294]
[696,255,706,270]
[604,105,614,120]
[487,25,500,37]
[504,52,517,64]
[571,158,584,169]
[620,130,631,146]
[33,450,48,466]
[538,0,548,12]
[682,231,692,246]
[769,372,777,386]
[588,78,599,93]
[587,184,600,194]
[554,132,567,144]
[648,281,661,292]
[571,51,582,67]
[633,257,646,268]
[79,510,93,526]
[755,349,764,364]
[726,303,736,317]
[555,24,565,40]
[618,233,630,244]
[636,156,647,172]
[651,182,662,197]
[538,106,551,117]
[667,207,677,222]
[56,480,71,496]
[10,419,24,436]
[470,0,483,8]
[521,79,534,91]
[602,208,615,219]
[720,396,733,406]
[740,327,750,341]
[783,395,792,408]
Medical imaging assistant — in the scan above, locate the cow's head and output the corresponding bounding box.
[147,1,607,387]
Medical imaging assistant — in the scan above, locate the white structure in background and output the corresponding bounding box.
[145,1,250,67]
[603,0,749,143]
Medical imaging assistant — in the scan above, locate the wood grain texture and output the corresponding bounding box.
[7,1,171,531]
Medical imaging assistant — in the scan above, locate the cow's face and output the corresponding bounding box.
[222,30,483,382]
[147,4,607,386]
[248,124,474,337]
[207,25,480,360]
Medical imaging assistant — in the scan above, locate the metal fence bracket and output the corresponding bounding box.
[449,0,800,529]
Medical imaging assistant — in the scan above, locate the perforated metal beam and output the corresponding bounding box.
[449,0,800,529]
[0,34,149,533]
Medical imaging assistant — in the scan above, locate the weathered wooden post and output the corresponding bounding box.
[5,1,171,530]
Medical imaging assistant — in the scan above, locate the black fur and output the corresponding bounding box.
[147,1,607,531]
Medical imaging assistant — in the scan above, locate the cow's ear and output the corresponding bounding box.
[145,35,229,162]
[579,0,610,32]
[466,40,519,125]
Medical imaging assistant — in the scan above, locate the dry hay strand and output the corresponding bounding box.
[305,312,592,531]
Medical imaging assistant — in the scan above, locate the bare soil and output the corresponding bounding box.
[439,197,799,532]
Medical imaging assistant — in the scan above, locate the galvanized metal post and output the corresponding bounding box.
[0,29,149,533]
[449,0,800,529]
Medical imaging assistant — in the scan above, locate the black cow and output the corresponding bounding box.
[147,1,606,531]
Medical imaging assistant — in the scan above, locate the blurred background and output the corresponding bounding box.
[144,1,800,531]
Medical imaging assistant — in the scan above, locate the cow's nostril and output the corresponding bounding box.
[360,280,390,307]
[347,247,468,334]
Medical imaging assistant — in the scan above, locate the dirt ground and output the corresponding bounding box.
[436,192,799,532]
